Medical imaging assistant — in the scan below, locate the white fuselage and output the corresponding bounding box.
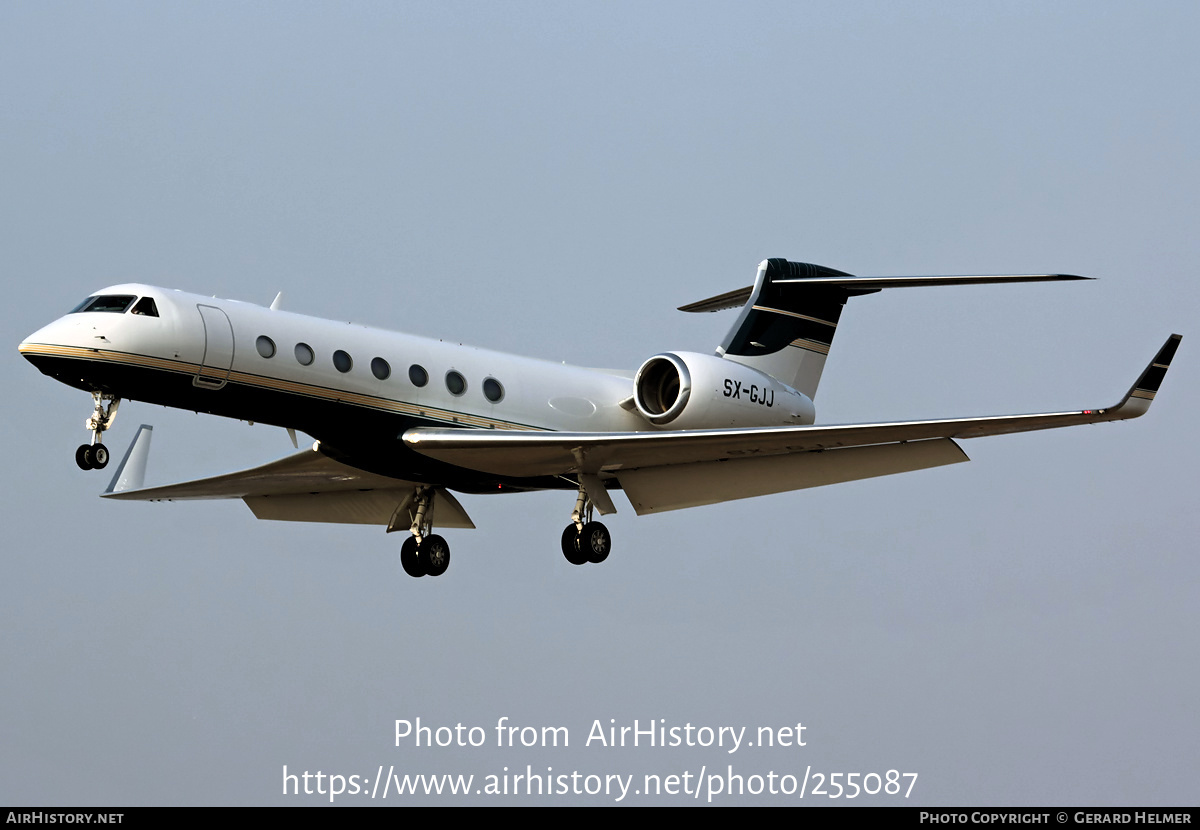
[21,283,649,437]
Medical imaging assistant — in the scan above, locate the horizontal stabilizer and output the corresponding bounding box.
[681,260,1093,402]
[774,273,1090,288]
[680,271,1090,312]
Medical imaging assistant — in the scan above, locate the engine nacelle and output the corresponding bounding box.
[632,351,816,429]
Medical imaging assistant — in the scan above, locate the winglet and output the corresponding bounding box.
[104,424,154,494]
[1106,334,1182,419]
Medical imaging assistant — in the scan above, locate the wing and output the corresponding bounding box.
[403,335,1180,514]
[100,428,475,528]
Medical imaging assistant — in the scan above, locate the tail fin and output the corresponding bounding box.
[681,259,1089,400]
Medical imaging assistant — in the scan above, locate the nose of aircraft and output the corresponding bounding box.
[20,315,80,355]
[19,313,125,395]
[17,314,109,376]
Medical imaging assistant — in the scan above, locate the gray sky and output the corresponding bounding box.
[3,1,1197,805]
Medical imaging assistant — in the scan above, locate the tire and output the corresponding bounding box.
[75,445,94,470]
[400,536,425,577]
[91,445,110,469]
[581,521,611,564]
[421,535,451,577]
[561,525,588,565]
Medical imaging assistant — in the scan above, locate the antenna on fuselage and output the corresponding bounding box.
[270,292,283,311]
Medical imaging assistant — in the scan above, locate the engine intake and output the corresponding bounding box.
[632,351,815,430]
[634,354,691,425]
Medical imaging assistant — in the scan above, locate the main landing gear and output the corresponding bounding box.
[75,392,121,470]
[393,479,615,578]
[561,480,611,567]
[399,486,450,578]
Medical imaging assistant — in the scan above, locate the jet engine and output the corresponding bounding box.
[632,351,815,429]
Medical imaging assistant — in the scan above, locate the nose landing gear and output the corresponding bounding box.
[75,393,120,470]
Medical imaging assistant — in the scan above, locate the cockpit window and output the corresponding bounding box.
[130,297,159,317]
[70,295,136,314]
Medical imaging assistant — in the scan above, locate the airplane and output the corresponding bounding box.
[19,258,1180,579]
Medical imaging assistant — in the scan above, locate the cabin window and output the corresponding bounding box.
[445,370,466,396]
[294,343,315,366]
[371,357,391,380]
[333,349,353,373]
[255,336,276,359]
[70,295,136,314]
[409,364,428,387]
[482,377,504,403]
[130,297,159,317]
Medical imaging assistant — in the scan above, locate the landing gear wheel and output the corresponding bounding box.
[78,393,121,471]
[400,536,425,578]
[561,525,588,566]
[580,521,611,564]
[419,535,451,577]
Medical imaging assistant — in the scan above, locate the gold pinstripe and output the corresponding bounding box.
[751,305,838,328]
[1130,389,1156,400]
[787,339,830,355]
[19,343,546,432]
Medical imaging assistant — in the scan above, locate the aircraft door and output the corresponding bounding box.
[194,304,235,389]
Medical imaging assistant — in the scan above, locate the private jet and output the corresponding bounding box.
[19,259,1180,578]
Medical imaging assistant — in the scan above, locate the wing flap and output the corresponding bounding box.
[620,438,968,514]
[244,487,475,528]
